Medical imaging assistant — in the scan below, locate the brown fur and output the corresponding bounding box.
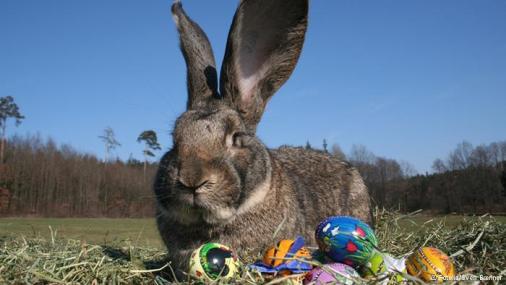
[155,0,371,277]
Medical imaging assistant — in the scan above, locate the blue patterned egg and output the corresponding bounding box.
[315,216,378,268]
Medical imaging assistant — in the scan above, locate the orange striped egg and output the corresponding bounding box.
[263,239,311,275]
[406,247,455,283]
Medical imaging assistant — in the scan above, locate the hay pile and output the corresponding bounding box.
[1,210,504,284]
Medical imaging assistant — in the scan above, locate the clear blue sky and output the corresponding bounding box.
[1,0,505,173]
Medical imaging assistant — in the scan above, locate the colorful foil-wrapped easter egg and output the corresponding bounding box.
[315,216,378,268]
[406,247,455,283]
[304,263,359,285]
[248,236,313,276]
[361,251,387,278]
[189,243,240,281]
[263,239,311,268]
[361,251,406,284]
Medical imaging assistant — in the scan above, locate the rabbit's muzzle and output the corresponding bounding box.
[157,152,241,225]
[175,178,213,207]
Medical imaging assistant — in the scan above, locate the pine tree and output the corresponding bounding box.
[0,96,24,163]
[137,130,161,182]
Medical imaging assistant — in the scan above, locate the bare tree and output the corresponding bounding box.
[330,143,346,160]
[348,145,377,193]
[399,160,417,178]
[447,141,473,170]
[349,144,376,164]
[0,96,24,163]
[488,142,501,169]
[374,157,402,206]
[470,145,491,167]
[98,127,121,162]
[499,141,506,170]
[432,158,447,173]
[137,130,161,181]
[98,127,121,215]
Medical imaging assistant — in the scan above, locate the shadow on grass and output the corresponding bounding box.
[101,245,174,281]
[102,246,130,261]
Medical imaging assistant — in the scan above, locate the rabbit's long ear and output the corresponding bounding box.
[220,0,308,131]
[172,1,218,110]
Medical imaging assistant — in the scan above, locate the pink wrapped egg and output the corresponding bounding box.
[304,263,359,285]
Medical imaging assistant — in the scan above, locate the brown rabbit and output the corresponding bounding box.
[155,0,372,276]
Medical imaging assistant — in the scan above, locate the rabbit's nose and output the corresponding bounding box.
[177,179,209,193]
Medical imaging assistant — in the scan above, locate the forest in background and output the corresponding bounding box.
[337,141,506,214]
[0,134,157,217]
[0,135,505,217]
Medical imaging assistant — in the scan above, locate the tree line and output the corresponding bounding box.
[0,134,158,217]
[325,141,506,214]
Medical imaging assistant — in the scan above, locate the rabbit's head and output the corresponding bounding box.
[155,0,308,225]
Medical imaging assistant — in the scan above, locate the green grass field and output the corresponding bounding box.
[397,214,506,229]
[0,217,164,248]
[1,214,504,247]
